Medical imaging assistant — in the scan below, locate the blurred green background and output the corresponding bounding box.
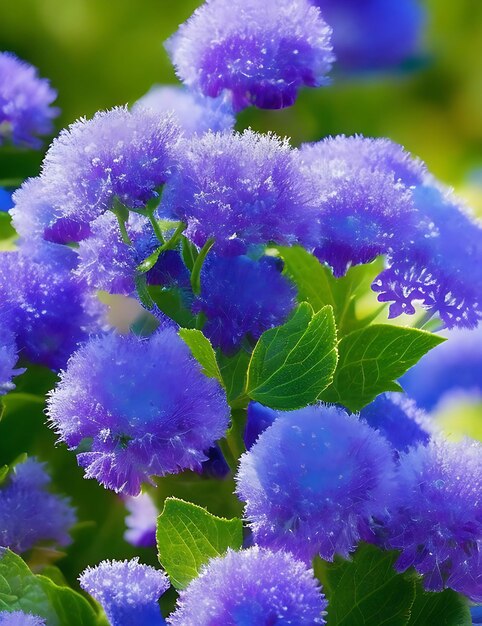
[1,0,482,207]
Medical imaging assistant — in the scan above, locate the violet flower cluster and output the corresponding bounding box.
[0,613,45,626]
[0,52,58,148]
[0,458,76,554]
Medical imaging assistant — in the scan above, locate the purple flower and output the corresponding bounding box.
[47,328,230,495]
[0,245,103,370]
[359,393,430,454]
[194,254,296,353]
[168,547,327,625]
[244,402,277,449]
[313,0,424,72]
[123,492,157,548]
[0,323,23,395]
[135,85,234,136]
[385,439,482,601]
[166,0,333,111]
[0,458,76,554]
[0,188,13,212]
[0,612,45,626]
[12,107,180,244]
[0,52,58,148]
[401,327,482,412]
[374,181,482,327]
[236,404,394,561]
[300,135,424,277]
[79,558,168,626]
[160,130,313,255]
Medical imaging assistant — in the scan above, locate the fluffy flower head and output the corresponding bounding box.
[168,547,327,625]
[0,52,58,147]
[79,558,168,626]
[0,612,45,626]
[236,404,394,561]
[123,492,157,548]
[166,0,333,110]
[47,328,230,495]
[385,439,482,601]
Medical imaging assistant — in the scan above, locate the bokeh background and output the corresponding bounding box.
[0,0,481,599]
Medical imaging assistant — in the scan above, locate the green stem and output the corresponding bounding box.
[218,438,237,474]
[414,309,437,330]
[136,222,186,274]
[147,212,165,245]
[134,273,155,310]
[227,408,247,460]
[111,200,132,245]
[190,238,215,295]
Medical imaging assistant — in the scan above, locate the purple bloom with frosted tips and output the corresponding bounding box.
[194,254,296,353]
[385,439,482,601]
[0,52,58,148]
[166,0,333,111]
[47,328,230,495]
[0,245,104,370]
[313,0,424,72]
[0,322,24,395]
[12,107,180,244]
[374,181,482,328]
[236,404,394,562]
[0,458,76,554]
[359,393,430,454]
[401,327,482,412]
[300,135,424,277]
[244,402,277,449]
[135,85,234,136]
[0,612,46,626]
[160,130,313,255]
[168,547,327,626]
[124,492,157,548]
[79,558,168,626]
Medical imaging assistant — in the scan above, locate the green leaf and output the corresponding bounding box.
[218,349,251,407]
[246,303,338,410]
[276,246,385,335]
[320,324,445,411]
[179,329,223,382]
[0,549,97,625]
[316,543,416,626]
[407,585,471,626]
[156,497,243,589]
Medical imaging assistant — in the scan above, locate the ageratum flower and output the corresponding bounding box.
[0,188,13,212]
[166,0,333,111]
[0,52,58,148]
[236,405,394,561]
[0,323,23,395]
[0,612,45,626]
[79,558,168,626]
[300,135,424,277]
[0,245,103,370]
[374,181,482,327]
[135,85,234,136]
[0,458,76,554]
[313,0,424,72]
[244,402,277,449]
[401,328,482,412]
[11,107,180,244]
[194,254,296,353]
[160,130,313,255]
[385,439,482,601]
[168,547,327,626]
[123,492,157,548]
[47,328,230,495]
[359,393,430,454]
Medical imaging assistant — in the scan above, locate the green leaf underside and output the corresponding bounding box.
[407,586,471,626]
[318,544,415,626]
[246,303,338,410]
[156,497,243,590]
[218,349,251,406]
[320,324,445,411]
[178,328,223,382]
[0,549,97,625]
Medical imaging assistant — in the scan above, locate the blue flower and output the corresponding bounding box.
[0,188,13,212]
[47,328,230,495]
[168,547,327,625]
[0,458,76,554]
[79,558,168,626]
[0,323,23,395]
[160,130,313,255]
[385,438,482,601]
[359,393,430,454]
[236,404,394,561]
[244,402,277,449]
[194,254,296,353]
[135,85,234,136]
[313,0,425,72]
[166,0,333,111]
[0,52,58,148]
[0,612,45,626]
[123,492,157,548]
